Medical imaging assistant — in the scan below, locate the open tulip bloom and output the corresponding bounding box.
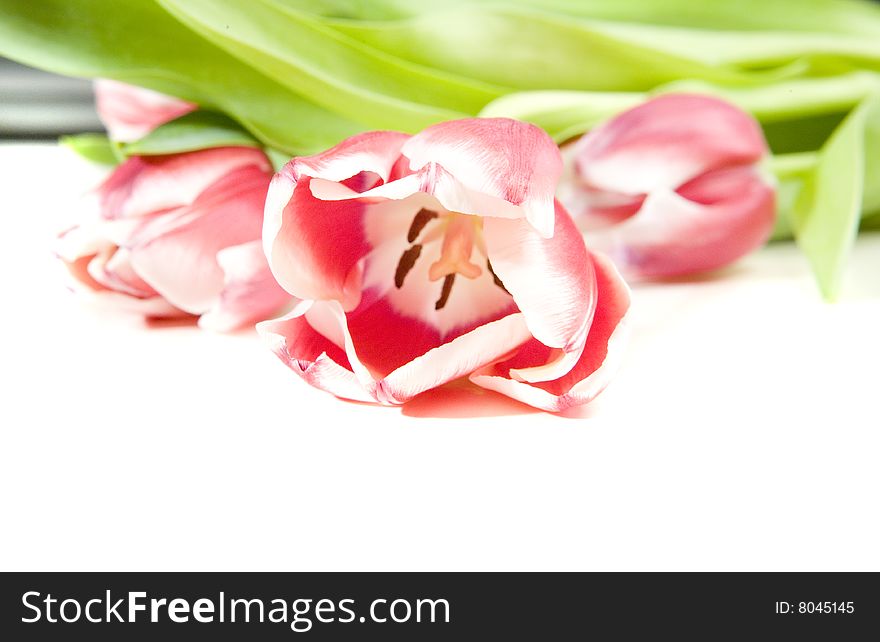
[560,94,776,279]
[260,118,631,412]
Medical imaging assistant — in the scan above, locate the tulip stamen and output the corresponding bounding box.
[407,208,439,243]
[394,244,422,288]
[393,210,494,311]
[435,273,456,310]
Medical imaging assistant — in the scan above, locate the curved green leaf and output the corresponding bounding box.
[791,97,878,300]
[497,0,880,38]
[157,0,502,131]
[332,6,772,93]
[121,111,260,156]
[0,0,362,155]
[59,133,121,166]
[480,90,644,141]
[586,20,880,74]
[272,0,880,38]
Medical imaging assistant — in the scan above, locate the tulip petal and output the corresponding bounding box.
[263,131,412,308]
[127,165,269,314]
[584,166,775,279]
[264,175,372,310]
[262,294,531,406]
[87,246,156,298]
[95,79,195,143]
[61,253,184,318]
[257,302,375,403]
[199,240,293,332]
[286,130,411,185]
[574,94,767,195]
[309,162,531,226]
[99,146,270,220]
[470,252,631,412]
[401,118,562,237]
[345,282,520,380]
[271,304,534,406]
[379,312,532,404]
[484,201,595,362]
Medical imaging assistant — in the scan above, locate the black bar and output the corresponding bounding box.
[1,572,877,640]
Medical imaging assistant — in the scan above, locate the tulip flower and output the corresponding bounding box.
[94,79,196,143]
[259,118,630,411]
[57,146,291,331]
[559,94,776,279]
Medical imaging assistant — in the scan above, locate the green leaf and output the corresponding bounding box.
[575,20,880,76]
[0,0,362,155]
[500,0,880,38]
[332,5,772,94]
[862,95,880,216]
[157,0,502,131]
[284,0,880,39]
[483,73,879,139]
[791,97,878,300]
[59,133,121,165]
[479,90,644,141]
[656,73,880,120]
[121,111,259,156]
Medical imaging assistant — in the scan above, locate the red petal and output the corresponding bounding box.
[470,252,631,411]
[258,303,374,403]
[485,201,595,361]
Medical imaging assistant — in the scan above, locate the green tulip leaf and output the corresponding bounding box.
[791,96,878,300]
[332,5,772,95]
[121,111,260,156]
[59,133,121,166]
[157,0,502,131]
[0,0,362,155]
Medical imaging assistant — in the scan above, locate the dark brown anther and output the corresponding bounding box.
[394,244,422,288]
[435,274,456,310]
[486,259,510,294]
[407,208,439,243]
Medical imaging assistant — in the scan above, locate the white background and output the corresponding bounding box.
[1,143,878,571]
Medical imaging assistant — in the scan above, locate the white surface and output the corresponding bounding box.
[1,143,878,571]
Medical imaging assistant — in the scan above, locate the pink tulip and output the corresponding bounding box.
[94,79,196,142]
[560,94,776,279]
[259,118,631,412]
[57,146,291,331]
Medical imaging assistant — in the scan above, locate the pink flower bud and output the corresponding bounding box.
[560,94,776,279]
[57,147,291,331]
